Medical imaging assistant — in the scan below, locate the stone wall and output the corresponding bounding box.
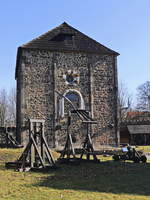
[54,52,91,147]
[17,49,55,146]
[16,49,118,148]
[91,55,118,146]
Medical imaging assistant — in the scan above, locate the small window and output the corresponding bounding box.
[66,72,74,84]
[50,33,73,42]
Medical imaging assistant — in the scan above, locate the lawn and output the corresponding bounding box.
[137,145,150,153]
[0,148,150,200]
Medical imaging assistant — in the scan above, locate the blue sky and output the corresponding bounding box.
[0,0,150,102]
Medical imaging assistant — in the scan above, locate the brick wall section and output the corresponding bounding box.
[16,49,118,147]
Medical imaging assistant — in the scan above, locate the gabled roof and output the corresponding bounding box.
[127,125,150,134]
[15,22,119,79]
[20,22,119,55]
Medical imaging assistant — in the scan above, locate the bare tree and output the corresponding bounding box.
[0,88,16,127]
[0,89,8,126]
[136,81,150,111]
[7,88,16,126]
[118,81,132,122]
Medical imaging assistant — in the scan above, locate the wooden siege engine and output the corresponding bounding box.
[6,119,56,171]
[55,90,100,163]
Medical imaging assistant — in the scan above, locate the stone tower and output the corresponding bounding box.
[15,22,119,147]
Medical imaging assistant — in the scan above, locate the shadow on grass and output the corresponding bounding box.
[31,160,150,196]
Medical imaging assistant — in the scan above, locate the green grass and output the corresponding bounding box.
[137,145,150,153]
[0,148,150,200]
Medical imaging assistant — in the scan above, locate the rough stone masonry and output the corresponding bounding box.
[15,22,119,148]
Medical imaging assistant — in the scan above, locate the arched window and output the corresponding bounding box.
[65,92,80,107]
[59,89,85,117]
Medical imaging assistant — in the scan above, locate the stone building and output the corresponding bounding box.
[15,22,119,148]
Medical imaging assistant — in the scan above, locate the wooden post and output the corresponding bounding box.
[29,120,34,168]
[41,122,45,163]
[5,127,9,148]
[86,123,90,160]
[59,111,76,160]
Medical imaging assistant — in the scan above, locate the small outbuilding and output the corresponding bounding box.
[128,125,150,145]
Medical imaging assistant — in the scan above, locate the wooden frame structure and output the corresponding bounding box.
[55,90,100,163]
[59,111,76,159]
[5,127,23,148]
[59,109,99,162]
[6,119,56,171]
